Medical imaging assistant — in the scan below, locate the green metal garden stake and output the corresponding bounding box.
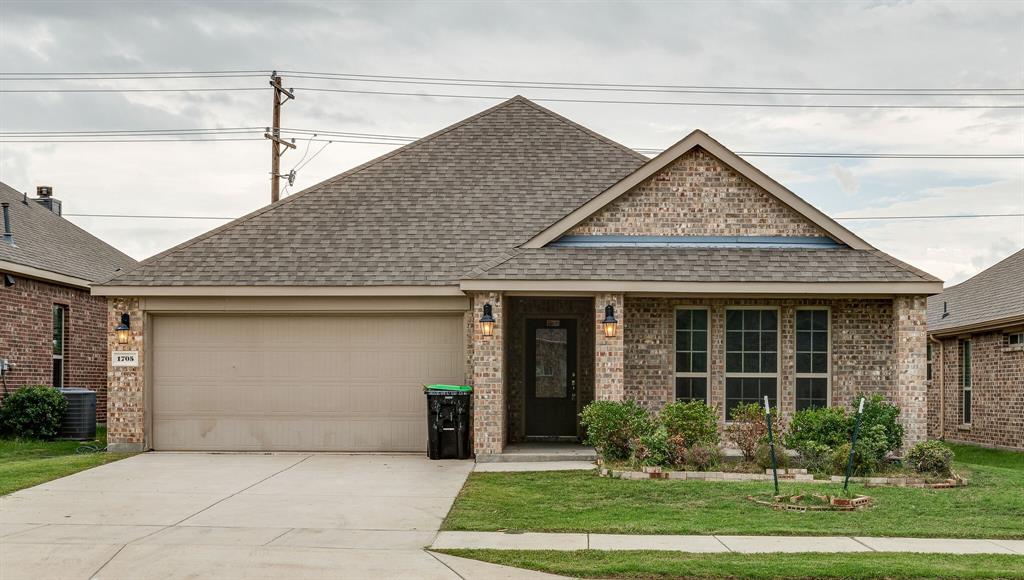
[764,396,779,496]
[844,397,866,492]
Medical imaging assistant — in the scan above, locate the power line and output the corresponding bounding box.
[62,212,1024,221]
[0,87,267,93]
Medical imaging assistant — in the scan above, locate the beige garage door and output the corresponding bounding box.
[151,314,464,451]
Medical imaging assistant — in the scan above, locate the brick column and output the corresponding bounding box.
[471,292,505,456]
[894,295,928,449]
[107,297,146,452]
[594,293,625,401]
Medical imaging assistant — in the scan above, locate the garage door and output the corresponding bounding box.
[151,314,464,451]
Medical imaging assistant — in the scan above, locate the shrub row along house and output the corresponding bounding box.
[93,97,942,456]
[0,183,136,420]
[927,249,1024,451]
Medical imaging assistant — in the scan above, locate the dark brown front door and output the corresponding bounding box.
[525,318,578,437]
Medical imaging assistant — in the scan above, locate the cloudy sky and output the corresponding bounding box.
[1,0,1021,285]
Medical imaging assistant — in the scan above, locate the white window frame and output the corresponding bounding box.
[1007,332,1024,347]
[52,304,66,389]
[673,306,710,404]
[960,338,972,425]
[724,306,781,420]
[794,306,831,410]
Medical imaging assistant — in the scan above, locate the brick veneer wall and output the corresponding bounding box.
[569,147,827,238]
[106,297,145,451]
[471,292,505,455]
[595,292,625,401]
[623,297,909,429]
[0,275,108,421]
[894,296,928,447]
[928,332,1024,450]
[505,297,594,442]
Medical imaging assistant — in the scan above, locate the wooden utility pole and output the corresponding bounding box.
[265,71,296,203]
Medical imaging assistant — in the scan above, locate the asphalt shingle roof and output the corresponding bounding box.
[927,248,1024,333]
[0,182,136,284]
[465,247,939,283]
[108,97,647,286]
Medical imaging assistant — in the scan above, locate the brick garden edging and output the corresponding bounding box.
[598,466,967,489]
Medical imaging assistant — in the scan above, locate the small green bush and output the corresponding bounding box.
[831,424,890,476]
[854,394,904,456]
[726,402,770,461]
[0,385,68,440]
[755,442,791,470]
[660,401,719,447]
[580,400,654,461]
[784,406,850,452]
[795,440,834,474]
[906,440,955,476]
[630,425,671,467]
[684,442,722,471]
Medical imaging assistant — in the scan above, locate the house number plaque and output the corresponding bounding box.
[112,351,139,367]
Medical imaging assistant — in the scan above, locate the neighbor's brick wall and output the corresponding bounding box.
[894,296,928,447]
[928,332,1024,450]
[594,292,625,401]
[570,147,827,238]
[106,297,145,451]
[471,292,505,455]
[505,297,594,442]
[0,275,108,421]
[623,297,902,428]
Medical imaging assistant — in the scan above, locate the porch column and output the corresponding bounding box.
[594,293,625,401]
[894,295,928,448]
[107,297,146,452]
[471,291,505,456]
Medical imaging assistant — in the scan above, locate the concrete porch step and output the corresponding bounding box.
[476,443,598,464]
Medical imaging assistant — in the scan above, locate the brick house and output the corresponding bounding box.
[927,249,1023,450]
[93,97,941,455]
[0,183,136,421]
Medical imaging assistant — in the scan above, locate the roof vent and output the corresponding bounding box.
[942,301,950,319]
[1,202,14,246]
[34,186,61,215]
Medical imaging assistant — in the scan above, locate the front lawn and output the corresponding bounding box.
[438,550,1024,579]
[444,444,1024,539]
[0,427,134,495]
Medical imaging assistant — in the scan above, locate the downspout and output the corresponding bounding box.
[929,334,944,439]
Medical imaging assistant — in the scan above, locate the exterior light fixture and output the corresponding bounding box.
[480,303,496,337]
[602,304,618,337]
[115,313,131,345]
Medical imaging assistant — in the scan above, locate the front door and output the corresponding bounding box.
[525,318,578,438]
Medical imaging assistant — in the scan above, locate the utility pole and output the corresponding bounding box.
[265,71,296,203]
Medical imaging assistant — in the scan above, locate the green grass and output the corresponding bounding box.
[0,427,134,495]
[438,550,1024,579]
[947,443,1024,470]
[444,444,1024,539]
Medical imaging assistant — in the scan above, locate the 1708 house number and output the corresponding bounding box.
[112,351,139,367]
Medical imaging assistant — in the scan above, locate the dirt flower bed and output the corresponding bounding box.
[597,462,968,488]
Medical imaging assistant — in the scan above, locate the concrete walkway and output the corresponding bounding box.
[433,531,1024,555]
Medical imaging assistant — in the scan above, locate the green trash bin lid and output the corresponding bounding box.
[424,384,473,393]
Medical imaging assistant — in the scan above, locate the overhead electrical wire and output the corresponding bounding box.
[62,212,1024,221]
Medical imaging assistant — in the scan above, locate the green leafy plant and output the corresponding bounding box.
[905,440,955,476]
[831,424,890,476]
[795,440,834,474]
[0,385,68,440]
[755,441,791,470]
[726,402,770,461]
[684,442,722,471]
[660,401,719,447]
[630,425,671,467]
[784,406,850,451]
[580,400,654,461]
[854,393,904,456]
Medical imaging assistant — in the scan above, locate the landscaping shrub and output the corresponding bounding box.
[660,400,719,447]
[784,406,850,452]
[630,426,671,467]
[726,402,770,461]
[0,385,68,440]
[905,440,955,476]
[580,400,654,461]
[830,424,890,476]
[667,433,688,467]
[755,441,791,470]
[683,442,722,471]
[854,393,904,456]
[795,441,834,474]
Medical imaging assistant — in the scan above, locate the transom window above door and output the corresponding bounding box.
[725,308,778,417]
[675,308,708,403]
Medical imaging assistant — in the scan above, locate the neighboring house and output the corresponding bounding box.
[0,183,137,421]
[926,249,1024,451]
[93,97,941,456]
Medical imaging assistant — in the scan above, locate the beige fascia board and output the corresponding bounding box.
[460,279,942,295]
[929,313,1024,338]
[522,130,872,251]
[0,259,93,289]
[138,295,469,313]
[91,284,466,297]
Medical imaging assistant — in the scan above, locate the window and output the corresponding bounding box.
[795,309,829,411]
[926,342,933,381]
[675,308,708,402]
[725,308,778,417]
[960,339,972,424]
[1008,332,1024,347]
[52,305,66,388]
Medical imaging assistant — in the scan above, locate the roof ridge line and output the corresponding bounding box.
[102,97,536,283]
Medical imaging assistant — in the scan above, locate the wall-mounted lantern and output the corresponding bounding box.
[115,313,131,345]
[602,304,618,337]
[480,303,496,337]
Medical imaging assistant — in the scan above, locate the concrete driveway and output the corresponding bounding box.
[0,453,557,579]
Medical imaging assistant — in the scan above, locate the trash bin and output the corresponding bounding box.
[424,384,472,460]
